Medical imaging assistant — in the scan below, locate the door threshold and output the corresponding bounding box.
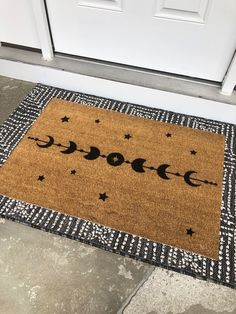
[0,46,236,106]
[0,46,236,124]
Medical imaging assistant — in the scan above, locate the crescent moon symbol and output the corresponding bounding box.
[131,158,146,173]
[84,146,100,160]
[37,135,54,148]
[157,164,171,180]
[61,141,77,154]
[184,171,201,187]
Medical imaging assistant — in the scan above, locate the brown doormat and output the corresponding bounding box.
[0,97,225,259]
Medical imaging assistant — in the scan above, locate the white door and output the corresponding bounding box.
[46,0,236,81]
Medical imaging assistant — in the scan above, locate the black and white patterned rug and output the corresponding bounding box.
[0,84,235,289]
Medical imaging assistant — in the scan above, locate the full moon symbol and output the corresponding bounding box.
[84,146,100,160]
[107,152,125,167]
[184,171,201,187]
[61,141,77,154]
[37,135,54,148]
[157,164,171,180]
[131,158,146,173]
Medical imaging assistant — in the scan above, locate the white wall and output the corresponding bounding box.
[0,0,40,48]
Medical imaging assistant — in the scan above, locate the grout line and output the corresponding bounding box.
[117,266,156,314]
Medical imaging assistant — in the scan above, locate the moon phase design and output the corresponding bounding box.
[157,164,171,180]
[84,146,100,160]
[61,141,77,154]
[131,158,146,173]
[30,134,217,188]
[36,135,54,148]
[184,171,201,187]
[107,152,125,167]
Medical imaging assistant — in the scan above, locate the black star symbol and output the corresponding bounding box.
[112,156,119,163]
[95,119,100,123]
[191,150,197,155]
[99,193,108,201]
[124,134,132,140]
[166,133,172,138]
[61,116,70,122]
[70,170,76,175]
[186,228,195,236]
[38,175,45,182]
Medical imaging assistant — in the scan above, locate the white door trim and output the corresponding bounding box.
[31,0,54,61]
[221,50,236,95]
[0,58,235,124]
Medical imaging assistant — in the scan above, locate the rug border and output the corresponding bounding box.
[0,83,235,289]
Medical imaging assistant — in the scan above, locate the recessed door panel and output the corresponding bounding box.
[154,0,210,23]
[77,0,122,11]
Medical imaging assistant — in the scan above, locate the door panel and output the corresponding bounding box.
[155,0,210,23]
[77,0,122,11]
[46,0,236,81]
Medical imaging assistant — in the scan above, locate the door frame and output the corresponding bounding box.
[221,51,236,95]
[31,0,53,61]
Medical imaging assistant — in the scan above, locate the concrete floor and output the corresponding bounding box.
[0,76,236,314]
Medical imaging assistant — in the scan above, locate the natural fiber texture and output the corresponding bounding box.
[0,98,225,258]
[0,84,235,289]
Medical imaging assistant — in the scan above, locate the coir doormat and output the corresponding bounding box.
[0,84,235,288]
